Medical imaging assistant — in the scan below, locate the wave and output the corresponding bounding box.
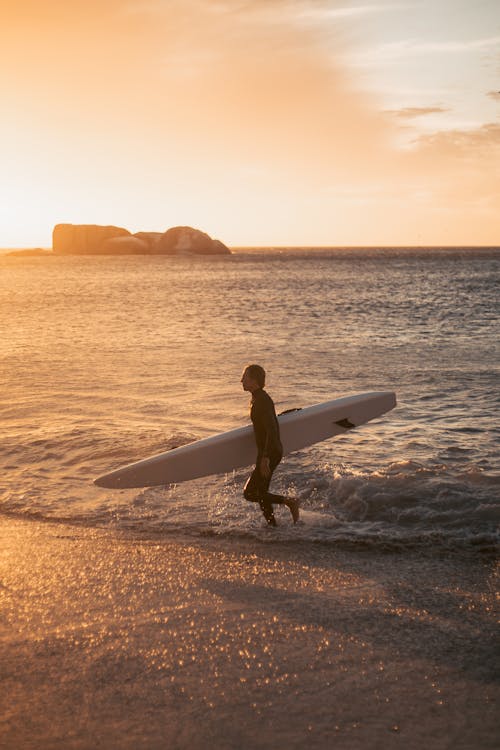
[203,460,499,552]
[1,440,497,555]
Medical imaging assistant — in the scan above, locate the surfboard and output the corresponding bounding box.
[94,391,396,489]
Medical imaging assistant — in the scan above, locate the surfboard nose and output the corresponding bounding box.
[94,475,112,488]
[94,472,122,488]
[94,465,149,489]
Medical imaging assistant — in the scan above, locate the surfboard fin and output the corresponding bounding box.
[335,418,355,429]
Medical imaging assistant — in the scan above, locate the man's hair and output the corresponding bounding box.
[245,364,266,388]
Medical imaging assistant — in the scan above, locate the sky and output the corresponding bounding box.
[1,0,499,246]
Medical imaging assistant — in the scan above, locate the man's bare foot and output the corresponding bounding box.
[286,499,300,524]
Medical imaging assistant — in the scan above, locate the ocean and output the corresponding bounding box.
[1,247,498,552]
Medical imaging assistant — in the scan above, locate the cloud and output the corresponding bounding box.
[347,35,500,66]
[124,0,415,34]
[295,3,415,21]
[413,122,500,157]
[386,106,449,119]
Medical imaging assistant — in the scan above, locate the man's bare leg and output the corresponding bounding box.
[265,491,300,524]
[285,498,300,524]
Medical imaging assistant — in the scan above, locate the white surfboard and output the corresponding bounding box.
[94,391,396,489]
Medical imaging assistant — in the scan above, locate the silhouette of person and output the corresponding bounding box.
[241,364,299,526]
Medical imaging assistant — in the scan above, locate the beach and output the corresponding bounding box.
[1,516,497,749]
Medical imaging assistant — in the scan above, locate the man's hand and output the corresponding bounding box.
[259,456,271,479]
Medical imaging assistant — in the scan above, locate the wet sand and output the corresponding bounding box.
[0,517,498,749]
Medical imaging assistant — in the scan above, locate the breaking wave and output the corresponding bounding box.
[1,432,497,555]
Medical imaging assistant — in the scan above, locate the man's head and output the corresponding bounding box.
[241,364,266,392]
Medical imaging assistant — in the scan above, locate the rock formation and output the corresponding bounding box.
[53,224,130,254]
[211,239,231,254]
[51,224,231,255]
[133,232,163,251]
[102,236,150,254]
[156,226,230,255]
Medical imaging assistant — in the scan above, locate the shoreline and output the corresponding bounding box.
[1,516,497,749]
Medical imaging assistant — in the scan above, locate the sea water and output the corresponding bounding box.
[1,248,498,551]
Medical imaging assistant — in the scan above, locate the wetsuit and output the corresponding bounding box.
[243,388,288,525]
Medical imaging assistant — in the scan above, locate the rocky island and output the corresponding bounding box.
[7,225,231,257]
[53,224,231,255]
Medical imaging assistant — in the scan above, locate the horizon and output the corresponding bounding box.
[2,242,500,253]
[1,0,499,247]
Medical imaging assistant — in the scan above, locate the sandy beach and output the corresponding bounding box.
[0,516,497,749]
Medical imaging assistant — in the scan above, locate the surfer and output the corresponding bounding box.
[241,364,300,526]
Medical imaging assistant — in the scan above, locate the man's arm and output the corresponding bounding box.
[261,397,281,457]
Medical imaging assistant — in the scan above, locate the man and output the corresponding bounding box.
[241,364,300,526]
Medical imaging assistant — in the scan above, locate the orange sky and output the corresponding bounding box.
[1,0,499,246]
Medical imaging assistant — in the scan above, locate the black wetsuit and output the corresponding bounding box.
[243,388,288,525]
